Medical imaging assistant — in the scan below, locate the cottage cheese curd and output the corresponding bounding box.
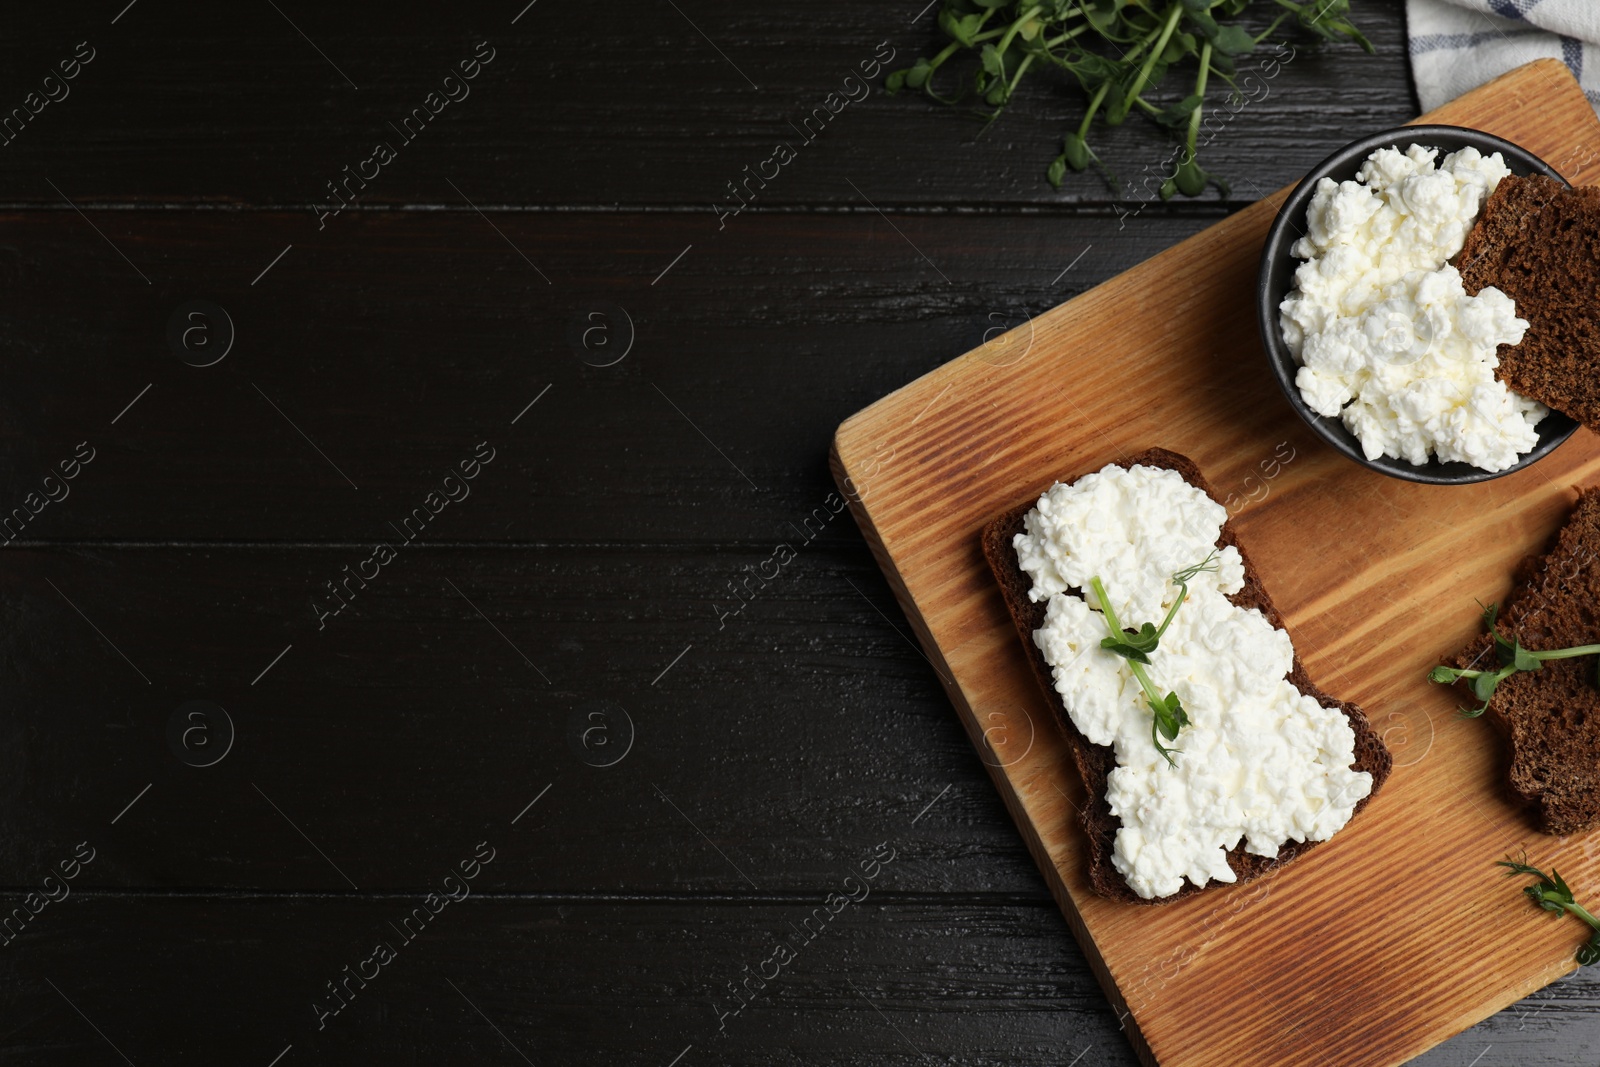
[1279,144,1542,471]
[1014,463,1373,899]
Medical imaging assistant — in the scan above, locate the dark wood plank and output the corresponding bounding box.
[1,541,1053,894]
[0,896,1593,1066]
[0,209,1215,544]
[0,898,1119,1065]
[0,1,1410,207]
[1422,975,1600,1067]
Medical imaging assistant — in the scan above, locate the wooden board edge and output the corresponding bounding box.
[827,435,1162,1067]
[828,59,1600,1066]
[1483,58,1594,148]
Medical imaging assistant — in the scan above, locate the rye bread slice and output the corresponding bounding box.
[981,447,1392,904]
[1448,487,1600,835]
[1458,173,1600,429]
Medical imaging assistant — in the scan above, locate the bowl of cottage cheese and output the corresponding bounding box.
[1257,125,1577,483]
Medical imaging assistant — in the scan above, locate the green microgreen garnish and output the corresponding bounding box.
[1427,602,1600,718]
[1089,552,1218,767]
[1499,853,1600,966]
[886,0,1373,197]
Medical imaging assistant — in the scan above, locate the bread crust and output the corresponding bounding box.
[980,447,1392,904]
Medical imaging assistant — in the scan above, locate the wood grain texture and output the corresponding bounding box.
[0,893,1594,1067]
[0,543,1046,895]
[0,897,1118,1065]
[0,1,1408,208]
[0,210,1210,543]
[832,60,1600,1067]
[2,896,1594,1066]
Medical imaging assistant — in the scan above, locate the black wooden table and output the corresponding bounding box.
[3,2,1596,1064]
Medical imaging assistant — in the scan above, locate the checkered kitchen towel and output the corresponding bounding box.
[1407,0,1600,114]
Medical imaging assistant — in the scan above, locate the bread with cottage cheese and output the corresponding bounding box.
[980,448,1392,904]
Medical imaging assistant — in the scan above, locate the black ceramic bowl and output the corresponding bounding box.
[1257,124,1577,484]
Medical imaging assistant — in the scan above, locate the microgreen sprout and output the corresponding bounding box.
[1427,602,1600,717]
[1089,551,1218,767]
[1499,853,1600,966]
[885,1,1372,196]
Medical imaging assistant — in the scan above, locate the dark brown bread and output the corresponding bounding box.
[981,448,1392,904]
[1458,173,1600,429]
[1449,488,1600,835]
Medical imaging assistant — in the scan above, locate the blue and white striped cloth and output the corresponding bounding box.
[1407,0,1600,114]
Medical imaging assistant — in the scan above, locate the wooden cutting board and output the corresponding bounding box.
[831,59,1600,1067]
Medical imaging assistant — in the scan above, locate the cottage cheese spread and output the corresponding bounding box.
[1014,463,1373,900]
[1279,144,1542,471]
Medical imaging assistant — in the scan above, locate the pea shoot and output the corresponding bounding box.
[886,0,1372,197]
[1428,603,1600,718]
[1499,853,1600,966]
[1089,552,1218,767]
